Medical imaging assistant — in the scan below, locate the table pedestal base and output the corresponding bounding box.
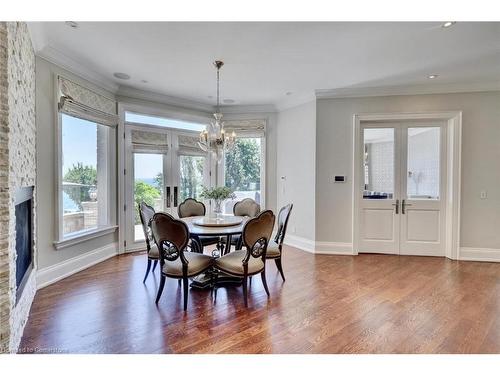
[190,270,242,290]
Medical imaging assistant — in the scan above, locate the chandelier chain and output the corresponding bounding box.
[216,65,220,112]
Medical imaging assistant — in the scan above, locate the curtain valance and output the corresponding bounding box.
[131,130,169,153]
[58,76,118,127]
[223,119,266,137]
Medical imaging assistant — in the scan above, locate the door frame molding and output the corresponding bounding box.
[352,111,462,259]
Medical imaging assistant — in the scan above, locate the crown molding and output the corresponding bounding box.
[36,45,119,93]
[116,85,214,113]
[219,104,277,114]
[275,91,317,111]
[316,81,500,99]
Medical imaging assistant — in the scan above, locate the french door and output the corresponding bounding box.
[358,122,446,256]
[124,125,212,250]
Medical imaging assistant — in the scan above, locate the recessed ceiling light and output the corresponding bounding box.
[223,99,235,104]
[65,21,78,29]
[442,22,456,28]
[428,74,438,79]
[113,72,130,80]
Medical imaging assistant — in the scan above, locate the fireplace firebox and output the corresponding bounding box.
[15,186,34,303]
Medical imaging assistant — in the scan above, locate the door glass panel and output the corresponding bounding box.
[134,153,164,241]
[407,127,440,199]
[179,155,205,202]
[363,128,394,199]
[223,137,262,213]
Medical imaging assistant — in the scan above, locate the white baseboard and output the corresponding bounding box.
[284,234,316,253]
[37,242,118,289]
[459,247,500,262]
[284,235,353,255]
[315,241,354,255]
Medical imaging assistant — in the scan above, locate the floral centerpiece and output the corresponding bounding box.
[200,186,236,217]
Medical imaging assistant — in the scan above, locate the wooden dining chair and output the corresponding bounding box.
[151,212,213,310]
[224,198,261,251]
[214,210,275,307]
[178,198,219,253]
[138,202,159,283]
[265,203,293,281]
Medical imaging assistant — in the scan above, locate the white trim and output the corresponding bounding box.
[117,86,214,113]
[284,236,354,255]
[352,111,462,259]
[37,243,118,289]
[220,104,277,114]
[459,247,500,263]
[315,241,354,255]
[316,81,500,100]
[36,45,118,93]
[284,234,315,253]
[53,226,118,250]
[275,92,317,112]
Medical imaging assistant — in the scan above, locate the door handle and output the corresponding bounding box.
[174,186,178,207]
[166,186,171,208]
[402,199,412,214]
[392,199,399,214]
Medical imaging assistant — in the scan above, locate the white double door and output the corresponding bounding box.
[124,125,214,249]
[358,122,446,256]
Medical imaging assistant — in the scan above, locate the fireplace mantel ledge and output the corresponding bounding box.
[53,225,118,250]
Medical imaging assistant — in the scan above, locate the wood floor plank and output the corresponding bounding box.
[19,246,500,353]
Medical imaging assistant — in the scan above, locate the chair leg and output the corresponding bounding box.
[155,274,166,304]
[143,258,152,283]
[152,260,158,272]
[178,279,181,287]
[275,257,285,282]
[213,271,219,303]
[182,276,189,311]
[261,270,270,297]
[249,276,252,286]
[243,276,248,307]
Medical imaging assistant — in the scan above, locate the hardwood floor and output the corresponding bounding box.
[20,246,500,353]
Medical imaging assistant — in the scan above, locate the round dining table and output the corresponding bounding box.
[179,214,248,289]
[181,214,248,256]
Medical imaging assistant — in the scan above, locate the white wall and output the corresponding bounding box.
[276,101,316,241]
[316,91,500,249]
[36,57,118,270]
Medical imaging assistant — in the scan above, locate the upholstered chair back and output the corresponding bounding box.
[233,198,261,217]
[138,202,156,249]
[274,203,293,246]
[178,198,206,218]
[242,210,275,259]
[151,212,189,263]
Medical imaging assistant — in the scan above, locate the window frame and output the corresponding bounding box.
[54,110,116,248]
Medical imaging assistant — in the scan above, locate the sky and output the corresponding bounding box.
[62,114,97,175]
[134,153,163,180]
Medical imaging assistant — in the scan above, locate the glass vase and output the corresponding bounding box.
[212,199,223,219]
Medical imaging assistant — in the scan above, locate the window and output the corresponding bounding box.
[179,155,206,202]
[60,114,110,238]
[125,112,206,132]
[223,137,263,213]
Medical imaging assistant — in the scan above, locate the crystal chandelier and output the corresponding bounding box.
[198,60,236,162]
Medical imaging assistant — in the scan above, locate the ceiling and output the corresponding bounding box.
[28,22,500,110]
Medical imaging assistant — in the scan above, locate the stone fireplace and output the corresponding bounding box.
[0,22,37,353]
